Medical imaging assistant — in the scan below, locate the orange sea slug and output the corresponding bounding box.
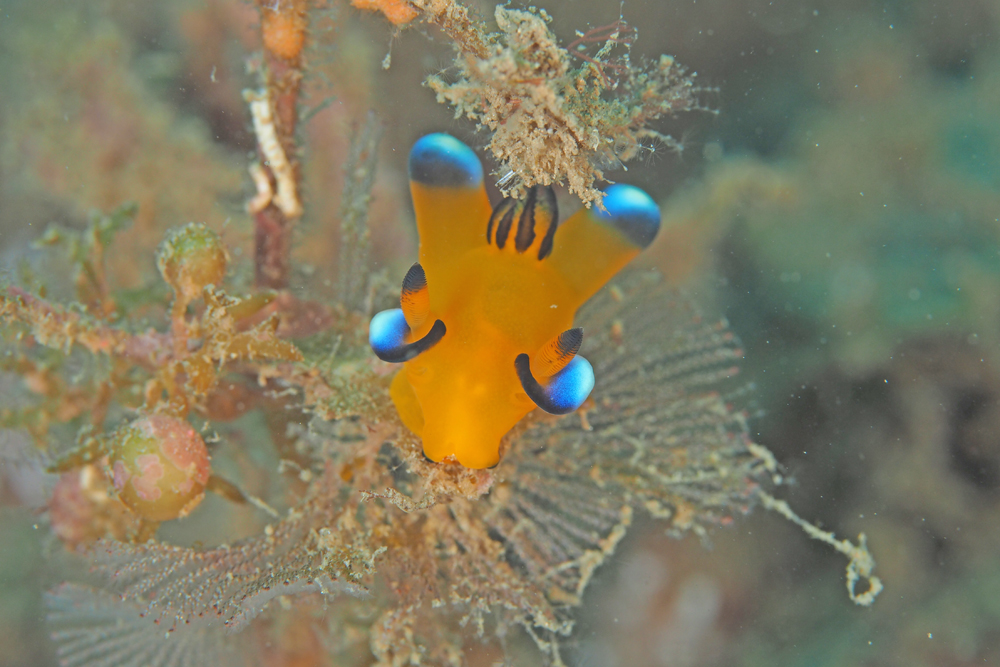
[370,134,661,469]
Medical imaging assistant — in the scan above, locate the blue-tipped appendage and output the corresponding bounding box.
[596,184,661,248]
[409,133,484,188]
[370,309,447,363]
[369,309,409,361]
[515,353,595,415]
[543,355,595,413]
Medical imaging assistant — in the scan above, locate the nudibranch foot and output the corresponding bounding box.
[369,133,661,469]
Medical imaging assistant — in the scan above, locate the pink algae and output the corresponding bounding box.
[131,454,165,502]
[111,460,130,490]
[108,415,212,522]
[145,415,210,488]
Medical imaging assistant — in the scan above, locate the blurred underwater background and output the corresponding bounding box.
[1,0,1000,665]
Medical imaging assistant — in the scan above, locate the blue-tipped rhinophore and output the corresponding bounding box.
[409,133,483,188]
[515,353,595,415]
[596,184,661,248]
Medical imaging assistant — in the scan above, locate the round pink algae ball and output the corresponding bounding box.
[108,415,211,522]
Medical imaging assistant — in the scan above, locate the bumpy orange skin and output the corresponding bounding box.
[108,415,211,522]
[261,6,308,60]
[351,0,418,26]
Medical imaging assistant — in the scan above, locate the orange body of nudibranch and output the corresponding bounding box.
[370,134,661,469]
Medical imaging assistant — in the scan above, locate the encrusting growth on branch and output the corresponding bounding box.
[351,0,419,26]
[244,89,303,220]
[247,0,310,289]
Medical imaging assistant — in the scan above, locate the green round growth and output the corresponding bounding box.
[157,222,228,301]
[108,415,211,522]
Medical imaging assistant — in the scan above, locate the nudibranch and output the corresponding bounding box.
[370,134,661,469]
